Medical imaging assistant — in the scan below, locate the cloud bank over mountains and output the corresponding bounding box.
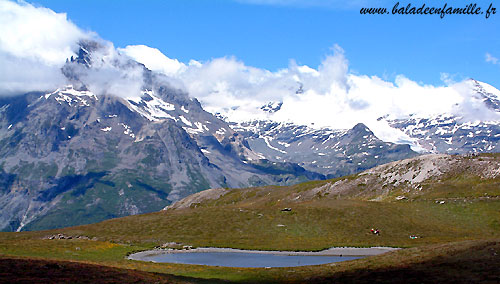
[0,0,144,99]
[121,44,499,145]
[122,43,498,123]
[0,0,498,145]
[0,0,94,94]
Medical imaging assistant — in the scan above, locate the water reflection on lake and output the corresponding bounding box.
[140,251,362,268]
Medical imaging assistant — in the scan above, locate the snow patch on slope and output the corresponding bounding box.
[126,90,177,121]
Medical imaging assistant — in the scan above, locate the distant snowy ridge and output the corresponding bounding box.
[221,79,500,155]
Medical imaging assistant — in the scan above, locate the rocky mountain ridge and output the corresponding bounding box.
[231,120,418,178]
[0,42,323,232]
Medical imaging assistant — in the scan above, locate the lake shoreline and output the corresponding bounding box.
[128,246,400,261]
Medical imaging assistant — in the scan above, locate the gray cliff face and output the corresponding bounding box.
[0,86,320,232]
[0,88,226,231]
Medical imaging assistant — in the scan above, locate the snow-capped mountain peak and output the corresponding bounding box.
[468,79,500,112]
[378,80,500,154]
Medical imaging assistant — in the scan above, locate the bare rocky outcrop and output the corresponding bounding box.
[42,233,92,240]
[304,154,500,201]
[164,188,229,210]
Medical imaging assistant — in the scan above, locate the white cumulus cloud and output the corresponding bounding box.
[0,0,94,95]
[119,45,186,76]
[0,0,146,98]
[486,52,499,65]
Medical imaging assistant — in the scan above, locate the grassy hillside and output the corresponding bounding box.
[0,154,499,283]
[37,197,496,250]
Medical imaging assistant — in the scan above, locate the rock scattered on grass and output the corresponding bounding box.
[43,234,91,240]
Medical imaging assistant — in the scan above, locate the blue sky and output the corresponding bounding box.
[21,0,500,88]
